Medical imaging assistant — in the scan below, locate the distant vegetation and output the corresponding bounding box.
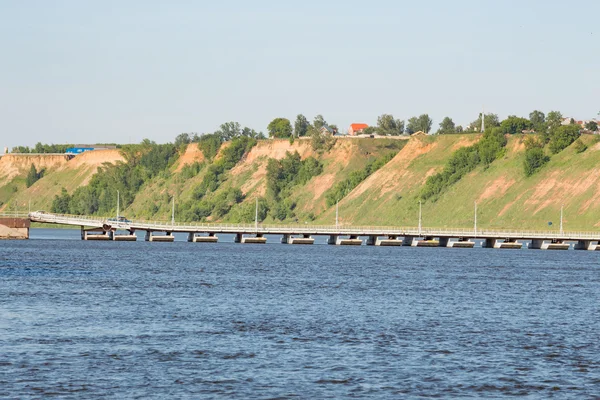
[266,151,323,220]
[178,136,258,222]
[52,141,180,215]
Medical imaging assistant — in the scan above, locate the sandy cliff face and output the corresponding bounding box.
[0,150,125,212]
[0,154,71,183]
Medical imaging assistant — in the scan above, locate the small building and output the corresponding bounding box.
[320,125,338,135]
[348,123,369,136]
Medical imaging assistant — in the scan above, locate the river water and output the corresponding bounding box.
[1,229,599,398]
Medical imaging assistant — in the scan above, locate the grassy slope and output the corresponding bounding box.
[123,138,407,222]
[329,134,600,230]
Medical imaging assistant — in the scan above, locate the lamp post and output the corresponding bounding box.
[418,201,422,236]
[474,201,477,237]
[171,194,175,227]
[255,197,258,232]
[116,190,120,219]
[336,200,339,229]
[560,204,563,236]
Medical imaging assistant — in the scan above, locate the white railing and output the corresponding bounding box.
[24,212,600,241]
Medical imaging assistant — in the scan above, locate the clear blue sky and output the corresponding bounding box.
[1,0,598,149]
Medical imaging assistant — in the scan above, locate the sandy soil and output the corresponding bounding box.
[478,176,516,203]
[175,144,205,172]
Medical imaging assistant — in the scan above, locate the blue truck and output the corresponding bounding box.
[65,147,94,154]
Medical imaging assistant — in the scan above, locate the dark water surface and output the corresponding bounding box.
[1,229,600,398]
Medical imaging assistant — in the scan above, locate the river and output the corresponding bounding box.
[1,228,599,398]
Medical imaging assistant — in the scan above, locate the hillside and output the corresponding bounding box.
[0,150,124,212]
[1,134,600,230]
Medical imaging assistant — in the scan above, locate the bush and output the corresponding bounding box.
[548,125,581,154]
[197,134,222,160]
[573,139,587,154]
[524,148,549,176]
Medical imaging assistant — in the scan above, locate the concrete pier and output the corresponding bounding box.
[236,233,266,244]
[447,238,475,248]
[488,238,522,249]
[411,237,439,247]
[530,239,569,250]
[373,235,403,246]
[145,231,175,242]
[336,235,362,246]
[188,232,218,243]
[81,226,110,240]
[113,232,137,241]
[574,240,598,251]
[282,234,314,244]
[0,218,29,239]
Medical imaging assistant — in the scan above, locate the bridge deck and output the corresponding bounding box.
[18,212,600,242]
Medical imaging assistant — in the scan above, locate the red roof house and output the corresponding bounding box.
[348,123,369,136]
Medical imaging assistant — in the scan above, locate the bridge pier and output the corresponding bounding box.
[447,237,475,248]
[285,234,314,245]
[145,231,175,242]
[402,236,414,246]
[189,232,218,243]
[327,235,338,245]
[81,226,111,241]
[336,235,362,245]
[492,238,522,249]
[366,235,377,246]
[235,233,266,244]
[376,236,403,246]
[529,239,568,250]
[438,237,449,247]
[411,236,439,247]
[575,240,598,251]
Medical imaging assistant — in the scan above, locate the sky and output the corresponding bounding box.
[0,0,599,149]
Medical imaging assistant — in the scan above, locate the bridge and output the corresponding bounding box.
[1,211,596,250]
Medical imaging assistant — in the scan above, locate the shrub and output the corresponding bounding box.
[573,139,587,154]
[524,148,549,176]
[548,125,581,154]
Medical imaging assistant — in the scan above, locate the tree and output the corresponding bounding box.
[267,118,293,138]
[313,115,327,130]
[529,110,546,132]
[500,115,532,134]
[470,113,500,132]
[437,117,456,134]
[456,125,464,133]
[26,164,40,187]
[549,125,581,154]
[406,114,432,134]
[524,148,549,176]
[174,133,191,148]
[546,111,563,130]
[376,114,405,136]
[294,114,309,137]
[216,121,242,141]
[585,121,598,132]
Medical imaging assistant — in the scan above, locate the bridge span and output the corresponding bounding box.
[10,211,600,250]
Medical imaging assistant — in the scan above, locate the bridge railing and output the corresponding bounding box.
[0,211,30,218]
